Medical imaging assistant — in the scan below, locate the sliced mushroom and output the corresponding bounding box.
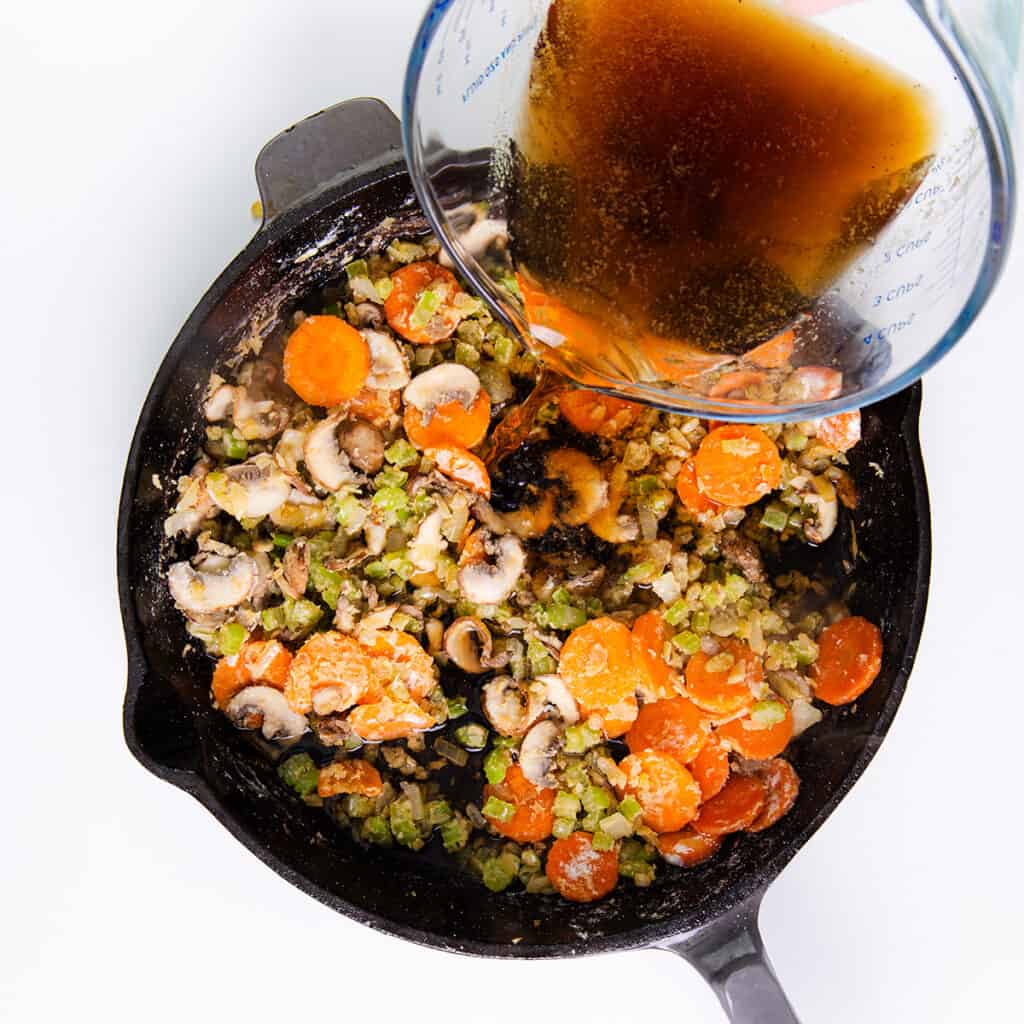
[337,419,385,474]
[168,553,257,616]
[801,479,839,544]
[519,719,562,789]
[206,454,291,520]
[482,675,543,737]
[164,473,218,539]
[409,509,446,573]
[402,362,480,416]
[225,686,308,740]
[274,428,308,476]
[303,413,356,492]
[444,617,493,673]
[281,538,310,600]
[204,383,237,421]
[720,531,766,584]
[351,302,385,329]
[441,217,508,266]
[457,533,526,606]
[363,330,411,391]
[779,366,843,404]
[233,387,290,441]
[534,674,580,725]
[791,698,823,737]
[545,450,609,526]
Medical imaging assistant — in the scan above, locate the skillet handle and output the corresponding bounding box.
[254,97,403,224]
[663,892,801,1024]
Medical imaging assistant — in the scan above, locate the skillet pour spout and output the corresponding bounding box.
[118,99,930,1023]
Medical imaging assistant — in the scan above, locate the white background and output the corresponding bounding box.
[2,2,1022,1022]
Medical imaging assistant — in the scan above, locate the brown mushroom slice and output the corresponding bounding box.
[801,478,839,544]
[534,673,580,726]
[206,454,291,520]
[280,538,310,600]
[362,330,410,391]
[457,534,526,606]
[168,553,256,616]
[519,719,563,789]
[444,617,493,673]
[545,449,609,526]
[337,419,385,474]
[402,361,481,416]
[225,686,308,740]
[481,675,544,737]
[587,464,637,543]
[304,413,356,492]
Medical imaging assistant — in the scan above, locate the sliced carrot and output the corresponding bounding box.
[283,315,370,407]
[384,262,464,344]
[316,760,384,799]
[361,629,437,699]
[284,631,373,715]
[212,639,292,707]
[546,832,620,903]
[631,610,679,702]
[694,425,783,507]
[747,759,800,833]
[709,370,770,400]
[558,389,641,436]
[811,615,882,705]
[717,703,794,760]
[559,617,641,738]
[685,639,763,716]
[658,827,722,867]
[747,329,795,368]
[618,750,702,834]
[688,733,730,801]
[625,697,710,765]
[503,491,556,539]
[427,445,491,497]
[693,774,766,836]
[782,365,843,402]
[404,390,491,450]
[347,697,436,741]
[637,333,732,385]
[344,386,400,429]
[484,764,556,843]
[676,458,726,518]
[816,410,861,452]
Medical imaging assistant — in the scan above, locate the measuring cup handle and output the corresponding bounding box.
[254,98,403,224]
[663,891,801,1024]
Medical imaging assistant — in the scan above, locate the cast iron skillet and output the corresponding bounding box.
[118,99,930,1024]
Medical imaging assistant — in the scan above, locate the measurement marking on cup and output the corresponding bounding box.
[862,313,915,346]
[872,274,924,307]
[461,14,540,104]
[883,233,931,263]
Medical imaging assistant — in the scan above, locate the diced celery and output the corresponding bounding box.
[544,602,587,631]
[618,796,643,822]
[344,259,369,280]
[582,786,612,814]
[372,485,410,524]
[385,439,419,468]
[554,791,581,819]
[344,793,376,819]
[592,829,616,852]
[425,799,453,827]
[271,531,293,550]
[374,277,393,301]
[309,561,343,609]
[285,599,323,633]
[446,695,469,720]
[363,560,389,580]
[375,467,409,489]
[409,287,441,329]
[527,639,556,676]
[278,754,318,797]
[552,817,576,840]
[494,334,518,366]
[563,723,602,755]
[640,489,674,518]
[624,561,656,583]
[454,342,481,367]
[783,427,808,452]
[217,622,248,656]
[672,631,701,656]
[332,493,368,532]
[482,796,516,823]
[664,599,690,627]
[260,605,287,632]
[439,815,472,852]
[789,633,819,666]
[222,431,248,461]
[761,503,790,532]
[550,586,572,606]
[362,815,392,846]
[389,800,423,848]
[692,610,711,634]
[454,722,489,750]
[750,699,788,726]
[599,812,634,839]
[724,573,750,602]
[482,854,517,893]
[483,748,511,785]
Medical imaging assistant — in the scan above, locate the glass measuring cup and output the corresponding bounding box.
[403,0,1020,421]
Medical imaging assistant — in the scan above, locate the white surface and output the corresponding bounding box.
[2,2,1022,1021]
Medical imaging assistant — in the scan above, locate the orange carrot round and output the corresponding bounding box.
[284,631,373,715]
[283,315,370,407]
[816,411,861,452]
[658,827,722,867]
[747,759,800,833]
[484,764,556,842]
[546,832,619,902]
[693,774,766,836]
[684,639,763,715]
[630,610,679,701]
[625,697,710,765]
[385,262,464,344]
[403,391,491,450]
[427,445,492,497]
[559,617,641,738]
[347,697,436,741]
[559,389,641,436]
[676,458,726,518]
[717,702,794,760]
[694,425,783,507]
[212,639,292,707]
[812,615,882,705]
[688,733,730,801]
[618,750,702,834]
[746,329,795,368]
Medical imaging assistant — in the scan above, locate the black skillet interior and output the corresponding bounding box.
[119,102,930,958]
